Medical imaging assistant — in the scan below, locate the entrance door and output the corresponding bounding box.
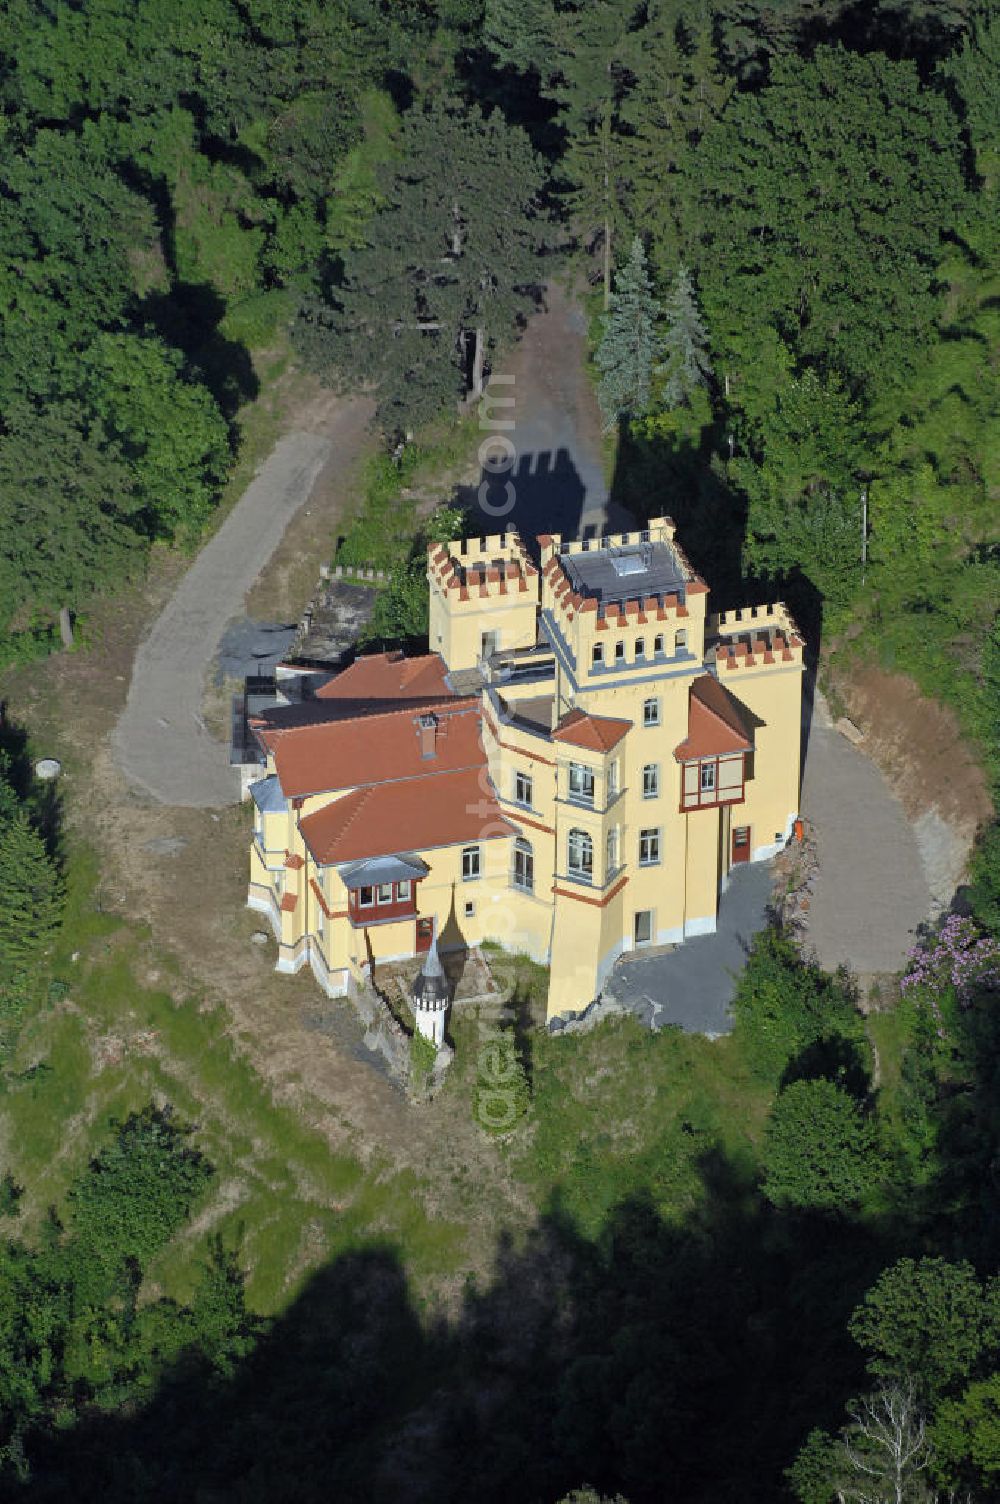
[415,917,433,954]
[634,910,653,947]
[732,825,751,864]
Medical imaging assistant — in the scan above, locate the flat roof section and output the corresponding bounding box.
[558,540,687,606]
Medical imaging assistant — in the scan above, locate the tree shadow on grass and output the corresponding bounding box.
[0,705,63,863]
[21,1143,912,1504]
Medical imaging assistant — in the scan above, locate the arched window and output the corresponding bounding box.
[568,828,593,881]
[513,836,534,893]
[675,628,688,653]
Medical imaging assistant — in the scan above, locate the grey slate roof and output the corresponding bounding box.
[249,775,287,814]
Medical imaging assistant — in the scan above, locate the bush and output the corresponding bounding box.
[731,927,865,1083]
[762,1078,883,1211]
[67,1103,213,1284]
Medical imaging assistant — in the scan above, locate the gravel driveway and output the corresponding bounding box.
[114,409,366,807]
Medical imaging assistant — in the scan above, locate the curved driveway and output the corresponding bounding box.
[799,691,931,975]
[114,408,368,807]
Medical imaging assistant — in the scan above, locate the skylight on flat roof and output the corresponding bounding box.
[610,548,650,577]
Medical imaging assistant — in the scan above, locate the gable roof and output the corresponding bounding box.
[552,708,632,754]
[299,767,516,866]
[315,651,454,704]
[674,674,755,761]
[258,700,483,800]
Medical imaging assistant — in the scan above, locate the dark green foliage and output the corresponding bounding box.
[0,405,140,636]
[731,927,867,1085]
[967,821,1000,937]
[0,814,64,985]
[762,1078,883,1211]
[0,0,491,647]
[848,1258,1000,1399]
[66,1105,212,1285]
[595,238,662,430]
[658,265,711,409]
[0,1175,23,1218]
[698,47,967,398]
[296,99,547,439]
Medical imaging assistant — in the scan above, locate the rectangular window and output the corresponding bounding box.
[642,763,659,799]
[464,900,475,918]
[592,643,604,667]
[608,760,619,797]
[606,826,619,876]
[701,762,716,792]
[568,828,594,881]
[643,698,660,727]
[358,886,374,908]
[396,880,412,901]
[568,762,595,804]
[614,640,625,663]
[514,770,533,807]
[462,844,481,880]
[639,827,661,866]
[377,883,393,904]
[513,838,534,893]
[653,634,664,654]
[635,637,645,659]
[634,909,653,946]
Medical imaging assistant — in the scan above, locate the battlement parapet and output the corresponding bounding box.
[709,600,804,672]
[428,527,539,602]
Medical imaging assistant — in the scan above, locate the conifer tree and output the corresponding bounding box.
[658,264,712,408]
[595,238,661,431]
[485,0,640,308]
[0,812,64,982]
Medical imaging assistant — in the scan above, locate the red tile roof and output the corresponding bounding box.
[552,708,632,753]
[258,700,482,799]
[299,767,516,865]
[315,651,454,704]
[674,675,754,761]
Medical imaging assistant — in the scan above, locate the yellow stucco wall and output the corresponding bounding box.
[249,521,805,1023]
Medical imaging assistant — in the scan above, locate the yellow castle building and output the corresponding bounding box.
[247,517,804,1023]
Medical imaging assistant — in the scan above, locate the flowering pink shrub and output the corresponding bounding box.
[900,914,1000,1002]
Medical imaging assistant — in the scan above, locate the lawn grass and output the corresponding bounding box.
[517,1019,771,1237]
[0,838,468,1314]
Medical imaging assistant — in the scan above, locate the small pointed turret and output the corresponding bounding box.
[411,917,449,1047]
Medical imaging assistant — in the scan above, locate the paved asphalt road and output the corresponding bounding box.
[456,282,630,545]
[114,425,349,807]
[604,688,933,1033]
[799,690,931,975]
[115,287,617,809]
[602,860,774,1036]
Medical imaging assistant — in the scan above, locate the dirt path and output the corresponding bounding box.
[800,690,932,976]
[113,396,372,808]
[457,281,630,541]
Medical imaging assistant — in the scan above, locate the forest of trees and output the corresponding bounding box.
[0,0,999,1499]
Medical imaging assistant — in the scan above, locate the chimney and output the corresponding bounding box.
[416,713,438,759]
